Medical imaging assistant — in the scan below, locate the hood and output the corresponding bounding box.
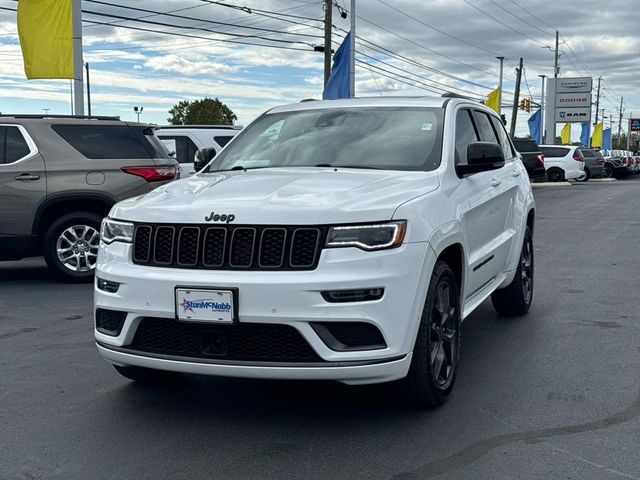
[111,167,440,225]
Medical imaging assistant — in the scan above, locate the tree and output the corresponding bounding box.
[167,97,237,125]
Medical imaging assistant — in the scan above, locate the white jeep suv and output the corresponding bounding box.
[95,97,535,408]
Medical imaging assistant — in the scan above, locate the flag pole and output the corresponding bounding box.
[349,0,355,98]
[72,0,84,115]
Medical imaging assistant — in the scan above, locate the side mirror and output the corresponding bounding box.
[194,147,216,172]
[456,142,505,177]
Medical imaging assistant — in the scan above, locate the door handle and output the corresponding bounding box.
[491,178,502,187]
[512,169,522,177]
[15,173,40,181]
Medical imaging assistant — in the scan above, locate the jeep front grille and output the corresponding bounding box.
[132,223,326,270]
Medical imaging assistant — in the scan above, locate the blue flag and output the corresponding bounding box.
[580,122,590,147]
[603,128,612,150]
[527,109,541,144]
[323,32,352,100]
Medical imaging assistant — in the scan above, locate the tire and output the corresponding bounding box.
[547,168,565,182]
[402,261,461,408]
[491,226,534,316]
[604,164,614,179]
[575,168,590,182]
[43,211,103,282]
[113,365,181,384]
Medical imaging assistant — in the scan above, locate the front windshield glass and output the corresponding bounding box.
[207,107,444,172]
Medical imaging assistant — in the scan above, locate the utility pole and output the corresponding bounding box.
[496,56,505,116]
[85,63,92,117]
[323,0,333,86]
[539,74,546,144]
[554,30,560,78]
[72,0,84,115]
[594,76,601,125]
[617,96,624,142]
[510,58,523,138]
[349,0,356,97]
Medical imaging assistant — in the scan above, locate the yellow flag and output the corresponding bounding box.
[561,123,571,144]
[486,88,500,113]
[591,122,603,147]
[18,0,73,79]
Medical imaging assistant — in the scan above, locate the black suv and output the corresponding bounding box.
[512,138,546,180]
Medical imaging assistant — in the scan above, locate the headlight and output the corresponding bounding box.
[100,218,134,244]
[326,221,407,251]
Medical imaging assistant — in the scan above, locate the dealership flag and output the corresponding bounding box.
[323,32,352,100]
[591,122,603,148]
[17,0,73,79]
[561,123,571,144]
[527,109,541,143]
[603,128,612,150]
[485,88,501,113]
[580,122,590,147]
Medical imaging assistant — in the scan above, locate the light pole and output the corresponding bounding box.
[538,74,546,144]
[43,108,51,116]
[496,56,505,116]
[134,106,143,122]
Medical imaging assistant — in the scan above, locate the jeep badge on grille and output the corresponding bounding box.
[205,212,236,223]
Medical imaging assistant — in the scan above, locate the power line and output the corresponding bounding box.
[199,1,324,23]
[373,0,501,57]
[485,0,554,38]
[356,14,498,80]
[461,0,549,48]
[83,0,323,39]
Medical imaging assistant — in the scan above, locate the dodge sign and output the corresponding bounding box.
[555,93,592,108]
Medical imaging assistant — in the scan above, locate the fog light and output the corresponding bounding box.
[97,277,120,293]
[95,309,127,336]
[321,288,384,303]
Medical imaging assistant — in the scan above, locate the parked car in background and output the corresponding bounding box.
[512,138,546,180]
[155,125,242,175]
[576,148,605,182]
[538,145,585,182]
[603,150,632,178]
[0,114,178,281]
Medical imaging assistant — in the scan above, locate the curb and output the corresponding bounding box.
[588,178,617,182]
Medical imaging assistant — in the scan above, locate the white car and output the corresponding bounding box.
[95,97,535,408]
[155,125,242,175]
[538,145,585,182]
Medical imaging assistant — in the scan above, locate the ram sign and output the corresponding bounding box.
[555,107,592,123]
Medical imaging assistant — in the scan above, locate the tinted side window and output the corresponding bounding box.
[539,147,570,158]
[0,126,31,164]
[455,110,479,166]
[582,150,594,157]
[474,111,499,143]
[214,135,234,148]
[158,135,200,164]
[52,125,152,159]
[491,116,515,160]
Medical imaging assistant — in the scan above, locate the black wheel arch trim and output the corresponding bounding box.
[32,191,117,235]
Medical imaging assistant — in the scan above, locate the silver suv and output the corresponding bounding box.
[0,115,178,281]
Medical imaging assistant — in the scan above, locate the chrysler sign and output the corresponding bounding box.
[555,77,593,94]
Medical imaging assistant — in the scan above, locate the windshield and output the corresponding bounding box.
[206,107,444,172]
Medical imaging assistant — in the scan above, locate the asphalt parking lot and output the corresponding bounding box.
[1,177,640,480]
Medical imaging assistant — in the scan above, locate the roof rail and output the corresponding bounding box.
[156,125,242,130]
[440,92,479,101]
[0,114,121,120]
[299,98,317,103]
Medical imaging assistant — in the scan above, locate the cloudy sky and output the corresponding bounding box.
[0,0,636,140]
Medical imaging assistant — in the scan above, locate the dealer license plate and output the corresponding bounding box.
[175,288,235,323]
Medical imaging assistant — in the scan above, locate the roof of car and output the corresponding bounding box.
[156,125,242,130]
[268,96,456,114]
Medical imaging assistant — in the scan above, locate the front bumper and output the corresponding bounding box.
[94,241,434,384]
